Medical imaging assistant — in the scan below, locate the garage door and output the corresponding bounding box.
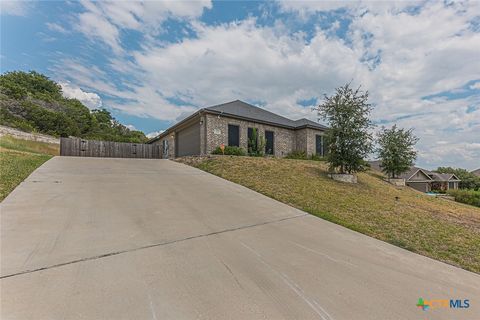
[176,122,200,157]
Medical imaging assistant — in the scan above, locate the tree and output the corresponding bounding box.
[376,125,418,178]
[316,83,374,174]
[435,167,480,190]
[1,70,148,143]
[247,128,266,157]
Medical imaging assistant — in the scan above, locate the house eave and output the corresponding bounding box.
[406,168,434,181]
[147,109,205,144]
[147,105,328,144]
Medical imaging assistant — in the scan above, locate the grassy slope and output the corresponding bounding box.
[0,135,59,201]
[185,157,480,273]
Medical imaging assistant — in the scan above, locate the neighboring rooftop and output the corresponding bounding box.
[472,168,480,177]
[429,172,461,181]
[368,161,461,182]
[397,166,433,180]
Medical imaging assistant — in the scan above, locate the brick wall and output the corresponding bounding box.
[152,133,175,159]
[205,114,298,157]
[153,113,326,158]
[305,128,325,156]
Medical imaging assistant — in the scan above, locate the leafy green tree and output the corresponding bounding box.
[376,125,418,178]
[316,83,374,174]
[436,167,480,190]
[0,71,62,100]
[1,70,148,143]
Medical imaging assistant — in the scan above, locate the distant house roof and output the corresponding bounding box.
[397,167,433,181]
[472,168,480,177]
[428,172,461,182]
[367,161,433,181]
[148,100,327,142]
[368,161,462,182]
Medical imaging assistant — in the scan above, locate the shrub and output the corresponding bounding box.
[212,146,246,156]
[309,153,326,161]
[286,151,307,160]
[286,151,325,161]
[447,189,480,207]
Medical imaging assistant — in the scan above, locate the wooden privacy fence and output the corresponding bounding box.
[60,138,161,159]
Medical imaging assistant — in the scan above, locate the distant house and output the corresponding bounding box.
[148,100,327,158]
[428,172,461,191]
[398,167,435,192]
[368,161,460,192]
[472,168,480,177]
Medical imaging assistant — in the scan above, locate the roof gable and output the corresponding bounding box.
[430,172,461,181]
[398,167,433,181]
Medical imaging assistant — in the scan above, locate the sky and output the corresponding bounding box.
[1,0,479,170]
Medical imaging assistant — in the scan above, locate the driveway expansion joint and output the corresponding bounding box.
[0,213,307,280]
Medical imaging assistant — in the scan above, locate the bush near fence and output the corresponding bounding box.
[447,189,480,207]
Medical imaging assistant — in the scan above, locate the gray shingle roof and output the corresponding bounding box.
[368,161,433,181]
[429,172,461,181]
[205,100,327,130]
[397,167,432,180]
[368,162,462,182]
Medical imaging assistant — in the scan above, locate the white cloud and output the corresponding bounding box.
[125,124,137,131]
[0,0,32,16]
[54,1,480,169]
[470,82,480,90]
[146,130,164,139]
[59,82,103,110]
[74,0,212,53]
[46,22,68,34]
[278,0,425,15]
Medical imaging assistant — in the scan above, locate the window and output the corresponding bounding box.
[448,181,455,189]
[228,124,240,147]
[248,127,258,152]
[315,135,324,156]
[265,130,274,155]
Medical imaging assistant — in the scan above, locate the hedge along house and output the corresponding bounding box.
[148,100,327,158]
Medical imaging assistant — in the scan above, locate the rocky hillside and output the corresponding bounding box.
[0,71,147,143]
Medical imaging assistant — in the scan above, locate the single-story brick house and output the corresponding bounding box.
[369,161,460,192]
[148,100,327,158]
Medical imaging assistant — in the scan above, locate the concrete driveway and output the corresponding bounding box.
[1,157,479,319]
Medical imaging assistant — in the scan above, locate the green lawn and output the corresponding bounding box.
[0,135,59,201]
[180,156,480,273]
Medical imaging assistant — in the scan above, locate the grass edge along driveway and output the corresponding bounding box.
[179,156,480,273]
[0,135,59,201]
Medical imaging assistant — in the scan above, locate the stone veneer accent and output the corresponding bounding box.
[153,132,175,159]
[329,173,358,183]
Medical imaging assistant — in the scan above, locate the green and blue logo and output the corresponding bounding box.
[417,297,470,311]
